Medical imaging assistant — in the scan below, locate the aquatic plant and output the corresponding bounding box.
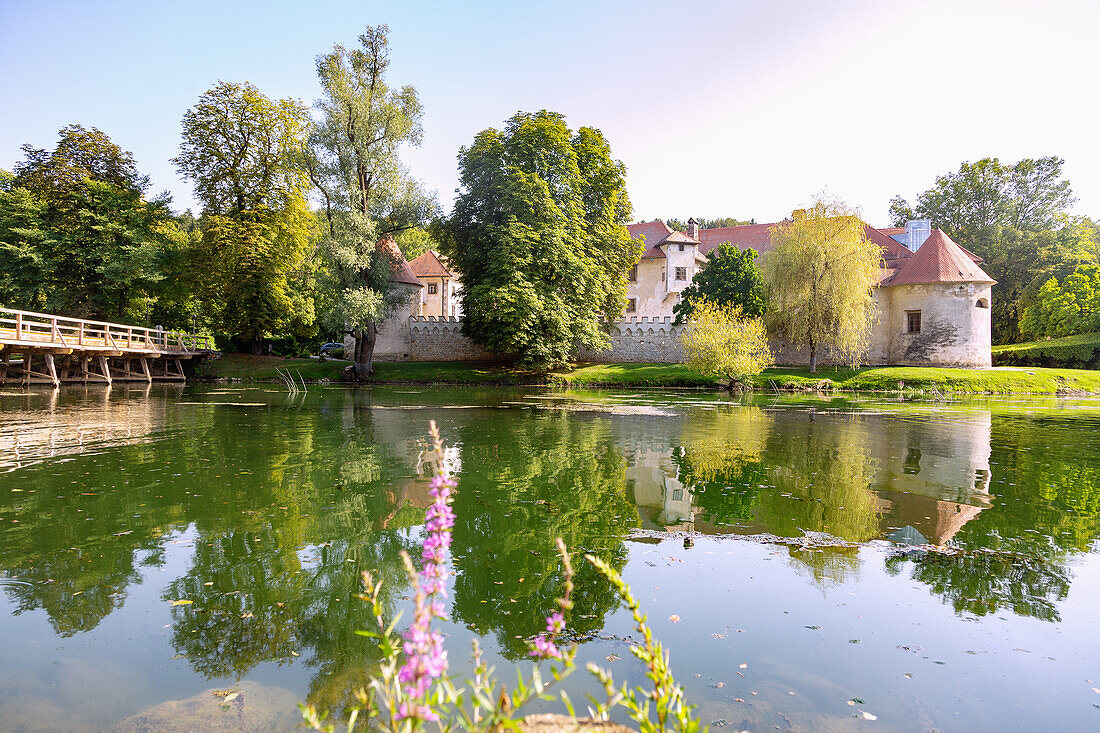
[301,420,702,732]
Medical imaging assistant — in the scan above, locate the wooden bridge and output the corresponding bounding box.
[0,307,216,387]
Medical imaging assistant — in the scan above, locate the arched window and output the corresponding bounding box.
[975,298,989,309]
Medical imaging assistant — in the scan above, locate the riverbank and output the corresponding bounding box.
[198,354,1100,394]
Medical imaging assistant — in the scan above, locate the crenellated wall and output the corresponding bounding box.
[354,292,991,367]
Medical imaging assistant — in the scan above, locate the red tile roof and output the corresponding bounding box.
[377,235,423,286]
[626,217,990,288]
[883,229,995,286]
[409,250,454,278]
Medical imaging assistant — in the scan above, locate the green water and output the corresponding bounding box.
[1,385,1099,731]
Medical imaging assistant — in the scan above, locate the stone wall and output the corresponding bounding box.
[351,289,992,367]
[576,317,686,363]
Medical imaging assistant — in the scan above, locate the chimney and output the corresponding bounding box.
[904,219,932,252]
[687,217,699,240]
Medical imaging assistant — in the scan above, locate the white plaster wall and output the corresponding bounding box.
[887,283,992,367]
[664,244,698,294]
[626,259,674,317]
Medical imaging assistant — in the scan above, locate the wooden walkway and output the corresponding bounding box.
[0,307,215,387]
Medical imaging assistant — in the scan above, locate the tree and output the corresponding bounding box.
[681,300,771,386]
[890,157,1088,343]
[4,125,172,321]
[308,25,438,379]
[1019,263,1100,339]
[890,156,1076,241]
[666,216,753,230]
[674,242,766,324]
[174,81,315,351]
[439,110,640,367]
[763,198,880,372]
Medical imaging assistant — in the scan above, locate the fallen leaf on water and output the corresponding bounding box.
[712,682,725,688]
[605,654,620,662]
[203,582,213,586]
[711,633,727,639]
[860,711,877,721]
[804,625,821,630]
[669,615,682,623]
[739,663,748,669]
[169,599,192,606]
[221,692,239,703]
[211,689,238,698]
[733,698,745,703]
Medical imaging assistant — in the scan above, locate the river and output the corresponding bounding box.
[1,385,1098,731]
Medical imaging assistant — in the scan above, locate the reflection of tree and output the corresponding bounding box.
[753,423,881,543]
[676,405,771,525]
[890,415,1100,621]
[450,412,637,658]
[886,550,1070,621]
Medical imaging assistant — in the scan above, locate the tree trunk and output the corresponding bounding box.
[809,336,817,374]
[352,322,377,381]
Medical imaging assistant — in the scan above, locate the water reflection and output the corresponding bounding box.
[2,387,1100,729]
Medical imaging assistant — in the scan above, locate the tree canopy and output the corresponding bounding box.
[439,110,640,367]
[0,125,173,321]
[673,242,766,324]
[665,216,754,230]
[763,199,881,372]
[890,156,1097,342]
[889,156,1076,240]
[308,25,438,378]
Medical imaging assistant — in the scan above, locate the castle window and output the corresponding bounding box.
[626,298,636,313]
[906,310,921,334]
[976,298,989,308]
[628,266,637,282]
[678,244,685,252]
[675,267,687,281]
[427,283,437,294]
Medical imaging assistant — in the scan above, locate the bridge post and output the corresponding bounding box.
[98,355,112,385]
[44,353,60,388]
[140,357,152,383]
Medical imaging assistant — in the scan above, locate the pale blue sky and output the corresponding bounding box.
[2,0,1097,226]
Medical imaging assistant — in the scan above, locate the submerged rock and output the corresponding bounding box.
[522,714,634,732]
[107,680,300,733]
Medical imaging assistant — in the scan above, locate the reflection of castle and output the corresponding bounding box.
[615,407,994,546]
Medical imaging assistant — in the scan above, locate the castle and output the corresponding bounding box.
[359,215,995,367]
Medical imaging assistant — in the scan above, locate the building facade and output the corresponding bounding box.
[363,216,995,368]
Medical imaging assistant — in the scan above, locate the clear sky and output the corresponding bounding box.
[2,0,1097,226]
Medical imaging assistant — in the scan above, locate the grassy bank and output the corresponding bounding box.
[199,354,1100,394]
[992,333,1100,368]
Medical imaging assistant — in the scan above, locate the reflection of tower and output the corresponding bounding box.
[624,442,695,531]
[875,410,993,545]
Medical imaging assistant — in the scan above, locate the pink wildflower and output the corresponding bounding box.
[396,469,456,721]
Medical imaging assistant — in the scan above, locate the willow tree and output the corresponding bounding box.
[763,198,880,372]
[308,25,437,379]
[439,111,640,367]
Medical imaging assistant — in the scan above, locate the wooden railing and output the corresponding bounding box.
[0,307,214,354]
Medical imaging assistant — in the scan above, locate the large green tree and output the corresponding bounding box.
[763,199,881,372]
[308,25,438,379]
[1,125,172,321]
[889,156,1076,241]
[439,110,640,367]
[889,156,1093,342]
[174,81,315,352]
[673,242,766,323]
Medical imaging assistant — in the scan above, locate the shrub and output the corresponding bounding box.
[682,299,773,386]
[992,333,1100,368]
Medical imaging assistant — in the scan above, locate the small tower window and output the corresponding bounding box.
[906,310,921,334]
[626,298,636,313]
[976,298,989,308]
[628,266,637,282]
[427,283,437,294]
[678,244,685,252]
[675,267,687,281]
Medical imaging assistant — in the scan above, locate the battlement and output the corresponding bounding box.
[408,315,465,334]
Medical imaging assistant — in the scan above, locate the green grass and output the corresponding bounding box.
[992,333,1100,368]
[197,354,1100,394]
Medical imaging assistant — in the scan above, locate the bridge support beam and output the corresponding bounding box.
[44,353,60,388]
